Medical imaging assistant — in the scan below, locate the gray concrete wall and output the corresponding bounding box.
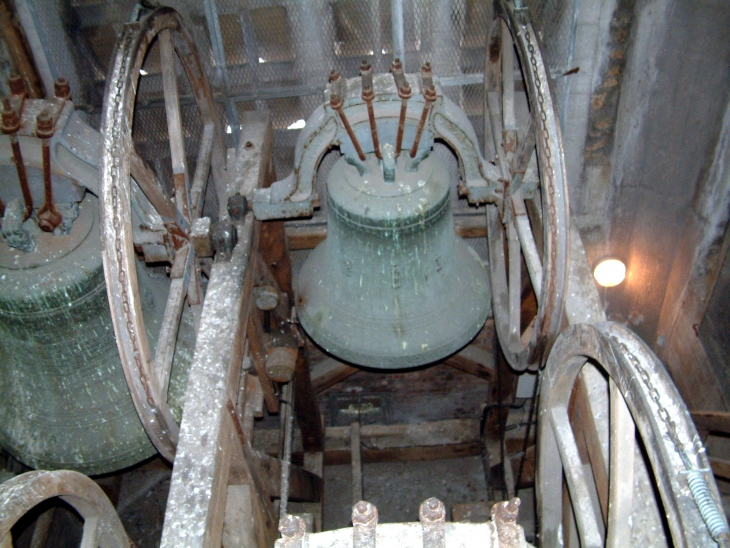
[602,0,730,344]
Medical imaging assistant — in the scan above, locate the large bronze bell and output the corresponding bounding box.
[0,194,194,474]
[297,148,491,368]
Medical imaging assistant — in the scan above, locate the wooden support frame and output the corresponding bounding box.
[159,112,321,547]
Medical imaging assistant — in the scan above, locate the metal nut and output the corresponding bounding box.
[227,192,248,221]
[419,497,445,523]
[279,514,306,539]
[211,221,237,259]
[352,500,378,527]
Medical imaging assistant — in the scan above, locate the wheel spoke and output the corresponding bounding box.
[130,146,179,225]
[507,219,521,339]
[79,516,99,548]
[510,117,536,196]
[501,19,517,167]
[606,377,635,547]
[153,244,191,399]
[512,192,543,300]
[190,123,215,217]
[159,28,191,223]
[550,406,604,548]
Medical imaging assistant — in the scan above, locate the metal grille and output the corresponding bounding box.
[21,0,577,198]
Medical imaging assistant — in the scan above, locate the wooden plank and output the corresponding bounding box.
[160,112,272,548]
[222,485,257,548]
[130,147,179,224]
[709,457,730,480]
[690,411,730,435]
[444,344,495,381]
[323,442,483,465]
[311,358,359,393]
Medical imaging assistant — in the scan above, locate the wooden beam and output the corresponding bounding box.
[351,422,363,505]
[294,346,325,453]
[690,411,730,435]
[160,111,272,548]
[444,344,495,381]
[709,457,730,480]
[311,358,359,393]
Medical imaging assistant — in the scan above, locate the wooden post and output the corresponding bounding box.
[351,421,363,505]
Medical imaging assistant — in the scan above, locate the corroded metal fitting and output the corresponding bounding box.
[419,497,446,522]
[54,77,71,99]
[8,73,25,96]
[329,69,341,83]
[398,82,412,100]
[492,497,522,548]
[1,98,19,134]
[361,85,375,102]
[359,60,371,74]
[352,500,378,527]
[35,110,55,139]
[329,92,343,110]
[390,58,403,72]
[279,514,306,541]
[423,84,437,102]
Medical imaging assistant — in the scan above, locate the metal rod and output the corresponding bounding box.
[279,382,295,522]
[361,60,381,160]
[331,93,366,162]
[396,82,411,157]
[351,420,363,506]
[36,110,61,232]
[1,98,33,220]
[390,0,404,65]
[409,83,436,158]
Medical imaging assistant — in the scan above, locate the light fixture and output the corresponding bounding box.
[593,257,626,288]
[287,119,306,130]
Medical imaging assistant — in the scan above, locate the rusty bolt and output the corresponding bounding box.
[491,497,520,525]
[35,110,55,139]
[398,82,412,100]
[8,73,25,96]
[352,501,378,527]
[361,85,375,102]
[391,58,403,72]
[227,192,248,220]
[1,99,19,134]
[419,497,446,523]
[279,515,306,539]
[423,84,437,102]
[54,77,71,99]
[329,92,343,110]
[421,62,432,74]
[360,59,371,74]
[329,69,341,83]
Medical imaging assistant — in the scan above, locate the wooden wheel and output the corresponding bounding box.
[486,0,570,372]
[99,8,225,461]
[0,470,129,547]
[538,322,729,547]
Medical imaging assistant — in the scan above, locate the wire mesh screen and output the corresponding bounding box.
[25,0,577,201]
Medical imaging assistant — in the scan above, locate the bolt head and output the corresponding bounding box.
[419,497,445,522]
[352,501,378,526]
[279,515,306,539]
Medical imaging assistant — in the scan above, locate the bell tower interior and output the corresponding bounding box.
[0,0,729,546]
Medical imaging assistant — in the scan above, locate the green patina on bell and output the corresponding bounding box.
[0,194,193,474]
[297,149,491,368]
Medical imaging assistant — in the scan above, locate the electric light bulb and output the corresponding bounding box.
[593,258,626,288]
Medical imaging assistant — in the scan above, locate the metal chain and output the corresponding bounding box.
[611,336,730,545]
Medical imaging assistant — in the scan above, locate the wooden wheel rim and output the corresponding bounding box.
[537,322,724,547]
[487,0,570,372]
[99,7,222,462]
